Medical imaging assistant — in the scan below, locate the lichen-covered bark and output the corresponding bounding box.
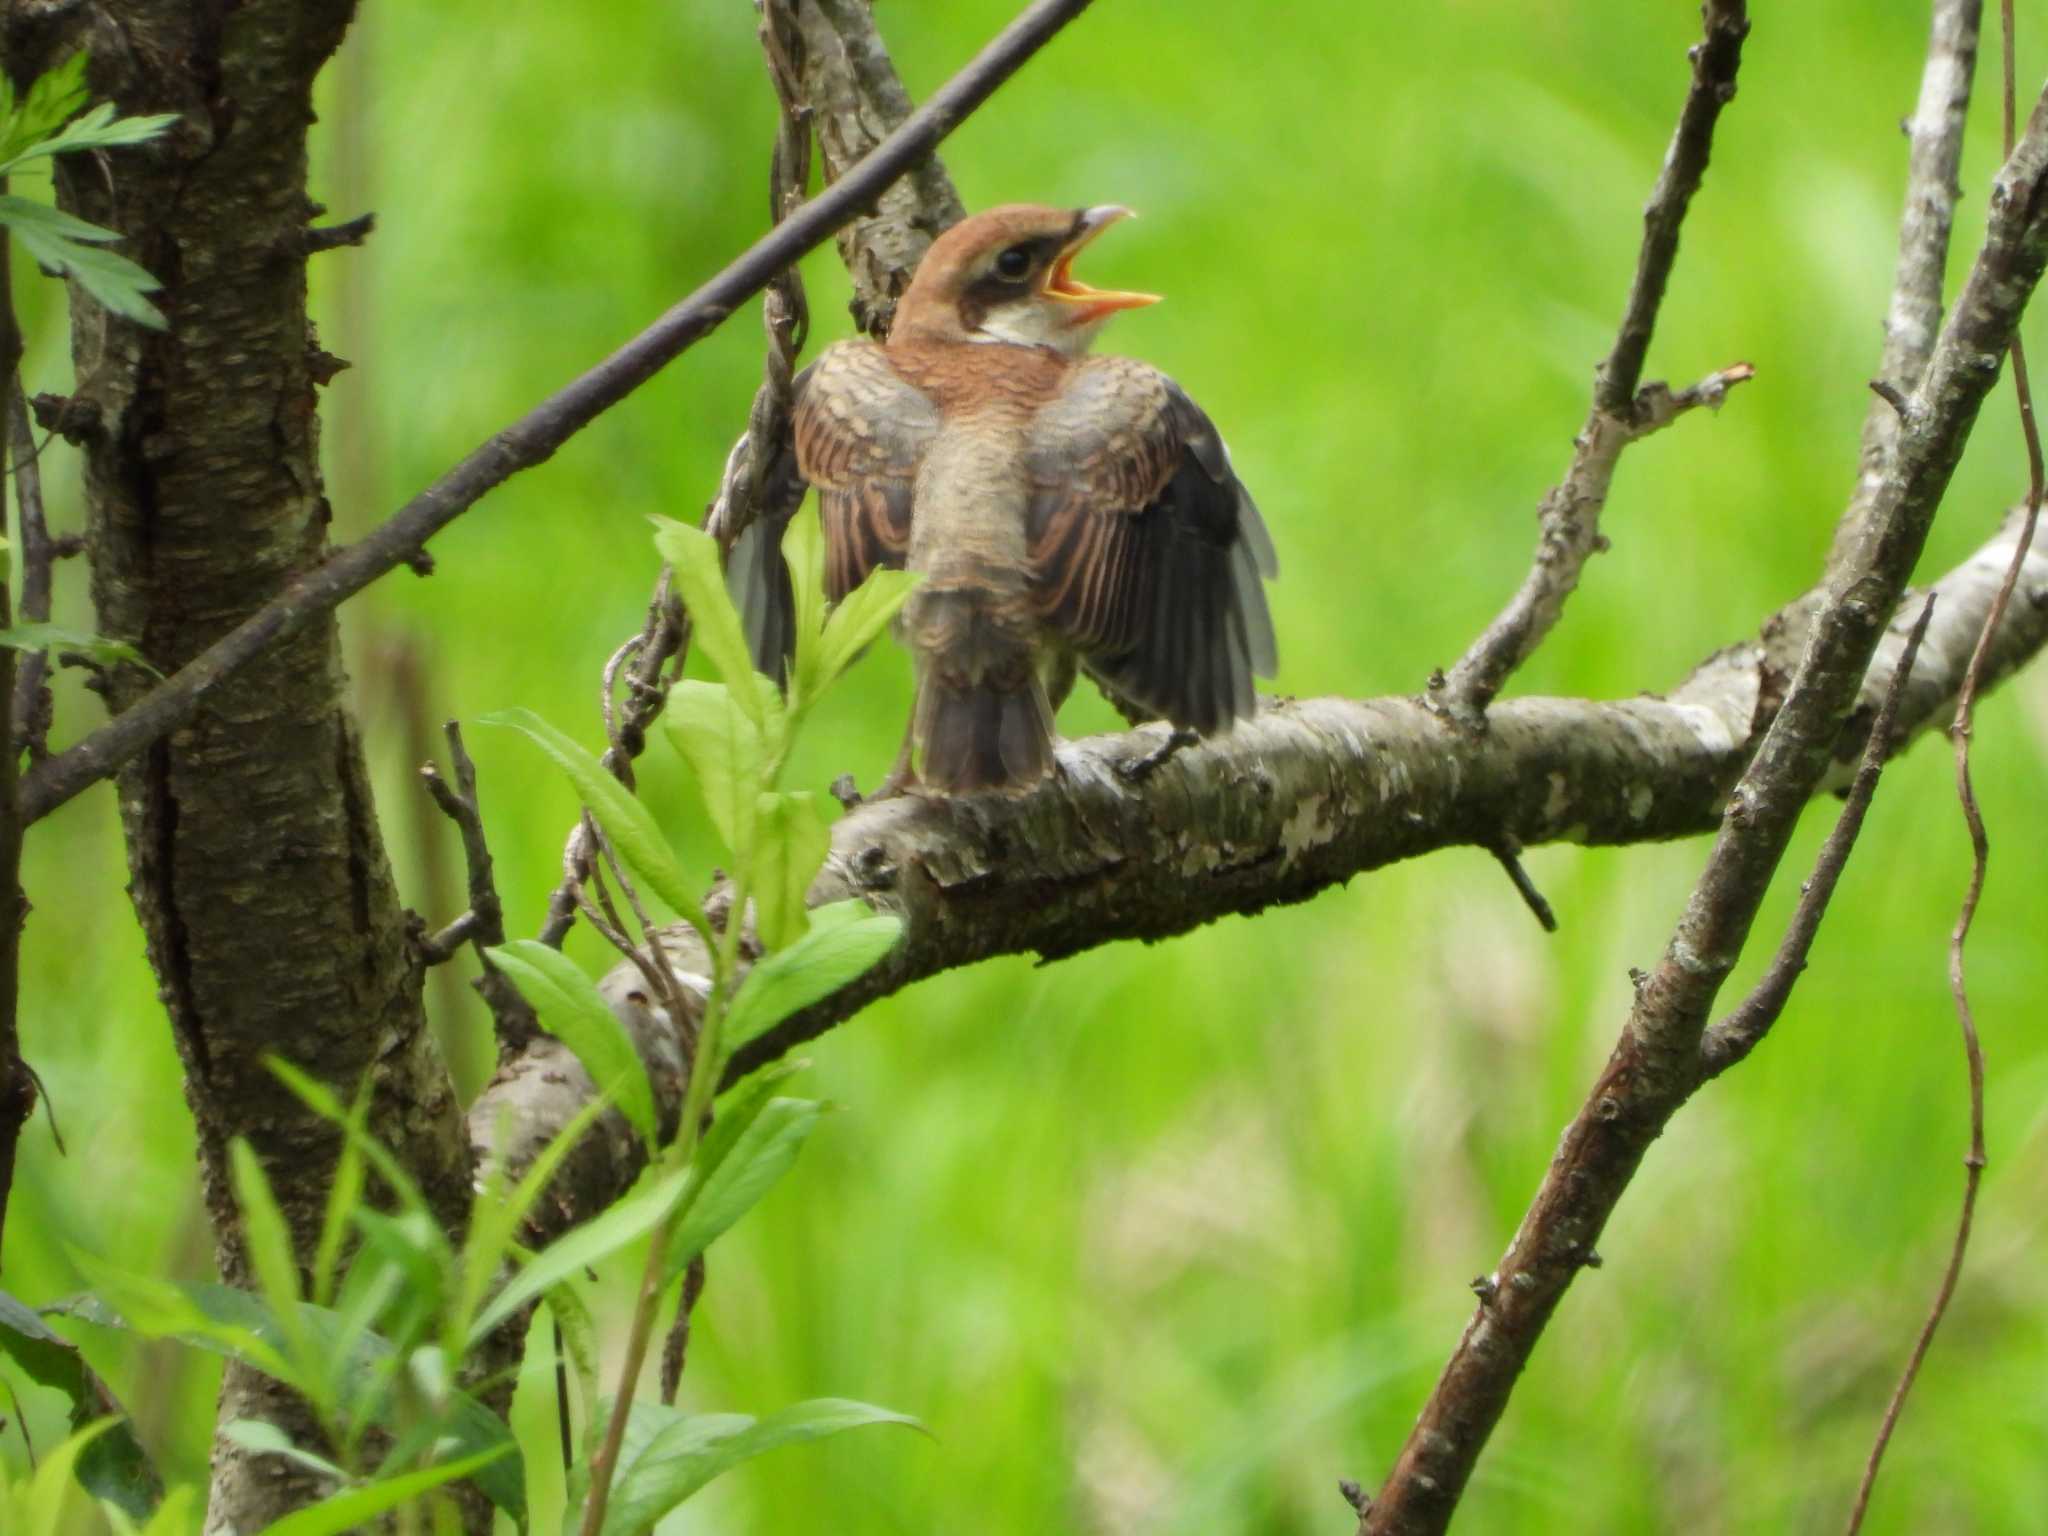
[43,7,468,1530]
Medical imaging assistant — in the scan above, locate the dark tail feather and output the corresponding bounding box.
[729,515,797,684]
[914,670,1055,793]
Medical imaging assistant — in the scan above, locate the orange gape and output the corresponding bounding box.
[735,204,1278,794]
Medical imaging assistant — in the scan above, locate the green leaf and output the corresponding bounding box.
[545,1281,602,1434]
[652,516,765,723]
[63,1262,298,1390]
[816,566,920,691]
[0,619,159,675]
[0,52,87,164]
[749,790,830,951]
[782,511,828,702]
[18,1417,116,1536]
[252,1444,511,1536]
[0,1290,159,1518]
[455,1088,614,1362]
[468,1164,694,1348]
[222,1419,347,1483]
[693,1060,807,1187]
[663,680,765,856]
[601,1396,923,1531]
[102,1483,197,1536]
[724,901,901,1051]
[665,1097,823,1278]
[487,940,656,1151]
[310,1082,372,1308]
[480,707,708,939]
[11,103,180,169]
[0,197,166,328]
[228,1141,321,1412]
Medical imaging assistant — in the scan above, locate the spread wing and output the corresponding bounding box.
[730,340,940,677]
[1024,357,1278,735]
[797,339,939,602]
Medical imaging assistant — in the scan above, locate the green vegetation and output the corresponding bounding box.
[5,3,2046,1532]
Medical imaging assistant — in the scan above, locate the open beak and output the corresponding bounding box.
[1044,204,1161,322]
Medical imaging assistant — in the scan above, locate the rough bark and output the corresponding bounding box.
[42,8,469,1530]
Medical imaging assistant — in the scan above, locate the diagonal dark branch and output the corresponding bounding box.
[1437,1,1751,723]
[1699,594,1936,1078]
[1359,80,2048,1536]
[13,0,1099,827]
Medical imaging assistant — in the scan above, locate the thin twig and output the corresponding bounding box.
[0,220,30,1269]
[419,721,537,1051]
[7,386,52,762]
[1699,595,1936,1077]
[1486,839,1557,933]
[1434,2,1750,723]
[1362,75,2048,1536]
[15,0,1103,827]
[1843,5,2033,1525]
[537,579,688,948]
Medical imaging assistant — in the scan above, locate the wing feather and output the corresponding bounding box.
[1024,358,1277,735]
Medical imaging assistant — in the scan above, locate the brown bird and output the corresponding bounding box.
[733,203,1277,793]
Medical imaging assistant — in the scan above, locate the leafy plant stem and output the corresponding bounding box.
[576,869,750,1536]
[0,177,28,1270]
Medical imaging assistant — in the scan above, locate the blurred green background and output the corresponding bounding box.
[7,2,2048,1531]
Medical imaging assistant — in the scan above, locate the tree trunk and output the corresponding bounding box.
[42,6,469,1529]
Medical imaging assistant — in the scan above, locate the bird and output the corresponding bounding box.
[731,203,1277,794]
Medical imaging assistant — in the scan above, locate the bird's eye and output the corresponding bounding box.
[993,245,1033,281]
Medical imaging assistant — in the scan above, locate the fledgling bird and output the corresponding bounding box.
[733,203,1277,794]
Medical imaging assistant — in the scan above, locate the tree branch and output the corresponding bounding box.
[1359,78,2048,1534]
[419,722,536,1052]
[13,0,1098,827]
[1437,0,1752,722]
[1834,0,1983,578]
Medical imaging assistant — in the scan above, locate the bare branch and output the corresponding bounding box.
[1836,0,1983,577]
[419,721,536,1052]
[1699,594,1936,1077]
[6,385,53,763]
[1846,8,2036,1523]
[1360,78,2048,1534]
[1594,1,1752,413]
[1434,2,1751,723]
[13,0,1101,827]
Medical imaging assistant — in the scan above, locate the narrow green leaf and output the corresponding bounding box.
[603,1397,923,1531]
[63,1261,298,1389]
[253,1444,511,1536]
[480,707,708,939]
[222,1419,347,1483]
[694,1060,807,1186]
[102,1483,197,1536]
[816,566,920,689]
[782,510,828,703]
[455,1089,614,1361]
[228,1141,320,1409]
[0,619,159,675]
[652,517,765,723]
[724,902,900,1051]
[750,790,830,951]
[545,1281,602,1434]
[487,941,656,1150]
[665,1097,823,1278]
[662,679,765,856]
[17,104,180,167]
[468,1165,694,1348]
[23,1418,115,1536]
[310,1082,371,1308]
[267,1059,438,1249]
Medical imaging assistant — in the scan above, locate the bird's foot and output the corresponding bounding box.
[1117,727,1198,784]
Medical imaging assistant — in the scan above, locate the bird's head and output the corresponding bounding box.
[890,203,1161,354]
